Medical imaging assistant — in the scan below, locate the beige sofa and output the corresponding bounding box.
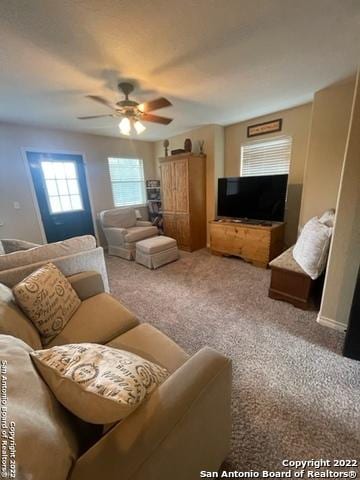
[0,271,232,480]
[100,207,158,260]
[0,235,109,291]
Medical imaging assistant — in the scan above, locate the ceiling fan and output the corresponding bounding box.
[78,82,173,135]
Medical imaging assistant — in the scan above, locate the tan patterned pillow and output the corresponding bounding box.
[30,343,170,424]
[13,263,81,343]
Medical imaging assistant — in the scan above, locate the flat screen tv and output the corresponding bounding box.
[217,174,288,222]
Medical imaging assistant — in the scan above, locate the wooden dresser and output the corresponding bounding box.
[160,153,206,251]
[209,220,285,268]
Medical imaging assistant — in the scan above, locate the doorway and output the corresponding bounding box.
[27,151,95,242]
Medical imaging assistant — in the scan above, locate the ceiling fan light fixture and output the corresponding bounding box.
[119,117,131,135]
[134,120,146,135]
[81,83,173,131]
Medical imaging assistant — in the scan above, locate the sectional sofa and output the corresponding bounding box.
[0,270,232,480]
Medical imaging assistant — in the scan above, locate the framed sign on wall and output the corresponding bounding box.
[247,118,282,137]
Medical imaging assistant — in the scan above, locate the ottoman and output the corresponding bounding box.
[136,236,179,269]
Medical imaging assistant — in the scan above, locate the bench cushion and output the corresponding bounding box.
[269,246,306,274]
[137,236,177,255]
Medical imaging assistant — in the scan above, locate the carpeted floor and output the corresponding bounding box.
[106,249,360,471]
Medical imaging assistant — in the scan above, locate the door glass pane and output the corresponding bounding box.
[42,162,56,179]
[64,162,77,179]
[67,179,79,195]
[54,163,66,179]
[41,161,84,213]
[70,195,82,210]
[49,196,62,213]
[45,179,58,196]
[57,179,68,195]
[60,196,72,211]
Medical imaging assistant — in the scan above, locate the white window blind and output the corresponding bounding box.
[108,157,146,207]
[241,136,292,177]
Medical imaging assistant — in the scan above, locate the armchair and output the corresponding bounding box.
[100,207,158,260]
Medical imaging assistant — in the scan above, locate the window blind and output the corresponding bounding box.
[108,157,146,206]
[241,137,292,177]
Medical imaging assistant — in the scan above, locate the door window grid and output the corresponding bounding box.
[41,161,83,214]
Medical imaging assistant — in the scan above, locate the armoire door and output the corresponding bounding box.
[160,162,175,212]
[174,159,189,213]
[176,214,191,249]
[163,214,177,239]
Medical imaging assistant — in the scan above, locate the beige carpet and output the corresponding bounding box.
[106,249,360,471]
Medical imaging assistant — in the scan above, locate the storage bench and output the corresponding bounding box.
[268,247,323,310]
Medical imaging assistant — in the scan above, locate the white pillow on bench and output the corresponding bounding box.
[293,217,332,280]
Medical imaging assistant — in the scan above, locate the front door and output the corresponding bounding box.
[27,151,95,242]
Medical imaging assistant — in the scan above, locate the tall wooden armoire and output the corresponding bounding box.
[159,153,206,251]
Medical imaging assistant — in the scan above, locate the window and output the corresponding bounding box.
[41,161,83,213]
[241,136,292,177]
[108,157,146,207]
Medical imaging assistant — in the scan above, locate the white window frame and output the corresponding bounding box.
[240,135,292,177]
[108,157,146,207]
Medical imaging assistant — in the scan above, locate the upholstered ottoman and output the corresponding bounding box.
[136,236,179,269]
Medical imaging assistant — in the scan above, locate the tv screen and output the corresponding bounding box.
[217,174,288,222]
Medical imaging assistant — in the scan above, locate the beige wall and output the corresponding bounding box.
[299,77,356,226]
[0,122,156,244]
[154,125,225,244]
[224,104,312,245]
[319,72,360,329]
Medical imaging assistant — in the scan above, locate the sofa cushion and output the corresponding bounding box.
[107,323,189,374]
[1,238,40,254]
[0,235,96,272]
[136,235,177,255]
[293,217,332,280]
[0,335,79,480]
[47,293,139,347]
[13,263,81,344]
[124,226,158,243]
[0,283,42,349]
[101,208,137,229]
[30,343,169,424]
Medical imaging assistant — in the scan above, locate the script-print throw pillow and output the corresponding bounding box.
[13,263,81,343]
[30,343,170,424]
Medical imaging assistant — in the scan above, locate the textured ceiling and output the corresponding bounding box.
[0,0,359,140]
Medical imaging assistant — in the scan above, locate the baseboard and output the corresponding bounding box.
[317,314,347,332]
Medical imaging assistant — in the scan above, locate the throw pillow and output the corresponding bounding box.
[319,209,336,227]
[30,343,170,424]
[1,238,40,254]
[13,263,81,343]
[293,217,332,280]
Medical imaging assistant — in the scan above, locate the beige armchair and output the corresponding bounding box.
[0,271,232,480]
[100,207,158,260]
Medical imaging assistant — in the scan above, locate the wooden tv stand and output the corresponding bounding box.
[209,219,285,268]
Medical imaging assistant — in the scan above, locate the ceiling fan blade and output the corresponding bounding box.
[138,97,172,112]
[140,113,173,125]
[77,114,115,119]
[86,95,115,110]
